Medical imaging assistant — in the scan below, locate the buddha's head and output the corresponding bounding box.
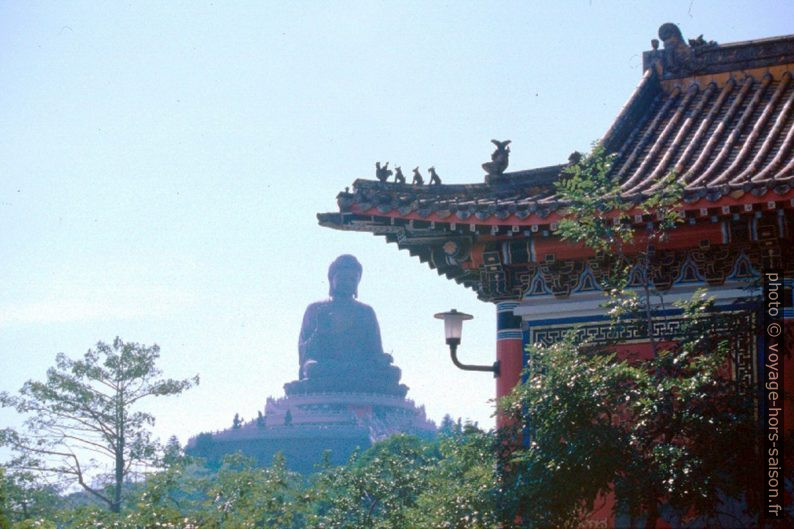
[328,254,363,299]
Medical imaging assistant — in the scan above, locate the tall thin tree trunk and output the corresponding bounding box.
[113,383,124,513]
[113,441,123,512]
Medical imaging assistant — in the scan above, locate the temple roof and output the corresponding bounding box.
[319,26,794,230]
[317,24,794,300]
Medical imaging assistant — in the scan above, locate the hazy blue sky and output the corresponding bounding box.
[2,1,792,450]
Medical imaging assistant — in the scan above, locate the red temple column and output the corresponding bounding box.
[496,301,524,417]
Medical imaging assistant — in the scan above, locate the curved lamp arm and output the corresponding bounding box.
[448,338,500,378]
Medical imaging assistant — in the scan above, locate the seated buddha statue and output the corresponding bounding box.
[283,254,407,397]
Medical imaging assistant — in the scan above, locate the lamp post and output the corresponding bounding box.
[436,309,509,525]
[434,309,500,378]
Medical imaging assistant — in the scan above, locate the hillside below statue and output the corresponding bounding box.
[285,254,407,396]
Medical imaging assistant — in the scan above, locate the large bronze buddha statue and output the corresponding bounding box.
[283,255,408,397]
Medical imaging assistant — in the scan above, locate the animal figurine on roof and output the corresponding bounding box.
[688,34,717,48]
[482,139,511,176]
[375,162,392,182]
[658,22,694,74]
[394,166,406,184]
[428,166,442,185]
[412,167,424,185]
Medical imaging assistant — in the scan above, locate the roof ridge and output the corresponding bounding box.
[618,86,682,187]
[643,27,794,80]
[600,68,660,153]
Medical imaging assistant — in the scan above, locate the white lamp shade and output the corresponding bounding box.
[434,309,473,341]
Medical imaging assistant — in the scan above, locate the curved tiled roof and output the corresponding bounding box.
[321,31,794,228]
[614,71,794,198]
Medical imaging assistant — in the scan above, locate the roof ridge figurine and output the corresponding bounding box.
[412,167,424,185]
[688,34,717,49]
[482,139,511,176]
[375,161,392,182]
[393,166,406,184]
[428,166,442,185]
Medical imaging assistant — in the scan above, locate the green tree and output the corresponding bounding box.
[556,145,684,355]
[307,435,439,529]
[161,435,184,468]
[124,458,204,528]
[198,452,305,528]
[0,337,198,513]
[0,468,10,529]
[0,469,63,524]
[437,414,457,435]
[406,428,501,529]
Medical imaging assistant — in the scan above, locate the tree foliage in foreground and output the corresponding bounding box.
[0,429,503,529]
[0,338,198,513]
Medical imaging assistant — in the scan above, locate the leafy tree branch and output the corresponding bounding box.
[0,337,198,513]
